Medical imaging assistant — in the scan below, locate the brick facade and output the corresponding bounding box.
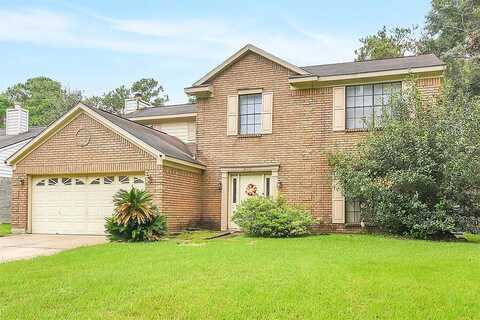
[196,52,442,231]
[10,112,202,233]
[162,165,202,231]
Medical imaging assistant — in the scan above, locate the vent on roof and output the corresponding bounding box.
[124,92,152,114]
[6,105,29,136]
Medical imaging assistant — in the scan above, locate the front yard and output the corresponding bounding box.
[0,234,479,319]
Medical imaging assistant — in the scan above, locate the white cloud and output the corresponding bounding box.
[0,8,358,65]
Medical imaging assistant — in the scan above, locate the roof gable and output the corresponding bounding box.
[191,44,310,87]
[7,103,203,168]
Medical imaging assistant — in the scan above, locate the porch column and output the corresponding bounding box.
[220,172,228,231]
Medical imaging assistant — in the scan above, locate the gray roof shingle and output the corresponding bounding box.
[0,127,45,149]
[298,54,444,78]
[86,106,201,166]
[125,103,197,119]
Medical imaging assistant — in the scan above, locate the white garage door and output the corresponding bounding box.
[32,175,145,235]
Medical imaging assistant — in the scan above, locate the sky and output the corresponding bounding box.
[0,0,431,104]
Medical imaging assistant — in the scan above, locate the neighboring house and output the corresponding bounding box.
[7,44,445,235]
[0,106,44,223]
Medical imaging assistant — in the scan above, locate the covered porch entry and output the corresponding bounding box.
[220,164,279,230]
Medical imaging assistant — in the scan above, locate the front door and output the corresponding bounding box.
[228,173,271,229]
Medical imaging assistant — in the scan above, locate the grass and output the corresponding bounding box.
[0,234,479,319]
[464,232,480,243]
[0,224,10,236]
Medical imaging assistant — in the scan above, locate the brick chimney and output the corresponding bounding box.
[6,105,29,136]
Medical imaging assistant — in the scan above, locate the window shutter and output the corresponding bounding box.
[227,95,239,136]
[332,177,345,223]
[332,87,346,131]
[261,92,273,134]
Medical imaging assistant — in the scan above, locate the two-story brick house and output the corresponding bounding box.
[7,44,444,234]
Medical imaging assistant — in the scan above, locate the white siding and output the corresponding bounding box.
[0,139,30,177]
[6,107,29,136]
[153,120,196,143]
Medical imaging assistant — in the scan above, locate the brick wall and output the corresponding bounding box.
[161,165,202,231]
[196,52,442,231]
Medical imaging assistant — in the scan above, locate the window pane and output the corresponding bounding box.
[363,85,373,95]
[254,94,262,104]
[347,97,354,107]
[374,95,383,106]
[364,95,373,106]
[119,176,129,184]
[240,124,247,134]
[62,178,72,186]
[364,106,373,119]
[355,96,363,107]
[246,115,254,124]
[254,115,261,125]
[48,178,58,186]
[265,177,270,197]
[355,86,363,96]
[254,103,262,114]
[346,87,355,97]
[374,84,383,94]
[36,180,45,186]
[134,177,144,184]
[240,104,248,115]
[75,178,85,185]
[104,176,114,185]
[346,108,355,118]
[355,118,364,129]
[90,178,100,185]
[232,178,237,204]
[355,108,364,119]
[247,95,254,104]
[383,83,392,94]
[239,95,248,105]
[240,115,247,125]
[346,118,355,129]
[254,124,261,133]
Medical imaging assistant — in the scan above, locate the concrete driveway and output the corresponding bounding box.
[0,234,106,263]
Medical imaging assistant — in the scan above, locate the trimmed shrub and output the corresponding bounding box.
[105,187,167,242]
[233,196,315,237]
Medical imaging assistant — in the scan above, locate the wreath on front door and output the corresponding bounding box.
[245,183,258,196]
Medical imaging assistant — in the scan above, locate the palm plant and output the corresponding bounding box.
[113,187,157,226]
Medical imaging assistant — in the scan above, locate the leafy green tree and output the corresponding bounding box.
[3,77,81,126]
[131,78,168,106]
[355,26,418,61]
[419,0,480,95]
[329,85,480,239]
[0,95,13,128]
[85,78,168,114]
[101,85,131,114]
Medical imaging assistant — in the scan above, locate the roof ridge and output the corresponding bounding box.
[301,54,437,69]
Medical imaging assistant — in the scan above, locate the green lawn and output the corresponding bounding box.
[0,234,479,319]
[0,223,10,236]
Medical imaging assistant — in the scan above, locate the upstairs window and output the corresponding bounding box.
[239,94,262,135]
[346,82,401,129]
